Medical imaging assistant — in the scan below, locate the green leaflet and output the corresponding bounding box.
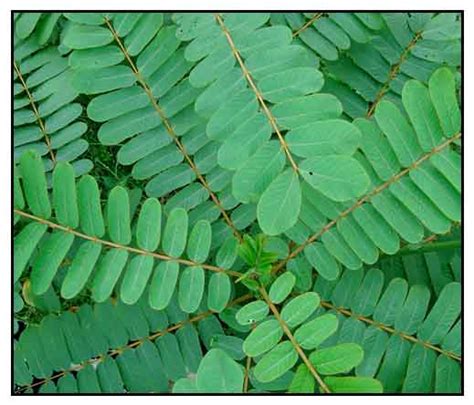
[271,94,343,129]
[30,231,75,295]
[162,208,188,258]
[268,272,296,304]
[19,150,51,219]
[374,100,423,167]
[257,168,301,236]
[259,67,324,103]
[428,67,460,137]
[173,378,198,393]
[91,249,129,302]
[402,80,444,152]
[232,140,285,204]
[63,25,113,50]
[77,175,105,237]
[287,119,361,158]
[351,268,384,316]
[52,162,79,228]
[435,355,461,393]
[178,266,205,313]
[207,273,231,312]
[196,349,244,393]
[106,186,131,245]
[281,292,320,328]
[288,364,315,393]
[73,66,136,94]
[236,300,269,325]
[215,237,238,269]
[243,319,283,357]
[304,242,340,281]
[14,222,48,282]
[210,335,245,361]
[301,155,370,202]
[294,314,339,350]
[324,377,383,393]
[310,343,364,375]
[120,255,154,305]
[254,341,298,383]
[373,278,408,326]
[61,241,102,299]
[417,282,460,344]
[149,261,179,310]
[136,198,161,252]
[402,345,436,393]
[186,220,211,263]
[69,46,124,70]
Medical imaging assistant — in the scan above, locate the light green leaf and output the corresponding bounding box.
[14,222,48,282]
[63,24,113,49]
[91,249,129,302]
[243,319,283,357]
[30,231,74,295]
[287,119,361,158]
[61,241,102,299]
[310,343,364,375]
[207,273,231,312]
[257,168,302,236]
[149,261,179,310]
[186,220,211,263]
[178,266,205,313]
[77,175,105,238]
[19,150,51,219]
[52,162,79,228]
[236,300,269,325]
[288,364,315,393]
[281,292,320,328]
[120,255,154,305]
[294,313,339,350]
[301,155,370,202]
[162,208,188,258]
[196,348,244,393]
[269,272,296,304]
[106,186,131,245]
[136,198,161,252]
[429,67,460,137]
[254,341,298,383]
[324,376,383,393]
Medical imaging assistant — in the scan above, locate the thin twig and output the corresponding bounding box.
[243,356,252,392]
[292,13,325,38]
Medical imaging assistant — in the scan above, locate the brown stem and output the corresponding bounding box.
[292,13,325,38]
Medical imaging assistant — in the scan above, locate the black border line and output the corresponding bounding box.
[11,10,464,397]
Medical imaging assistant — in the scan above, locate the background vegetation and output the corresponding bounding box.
[13,12,461,394]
